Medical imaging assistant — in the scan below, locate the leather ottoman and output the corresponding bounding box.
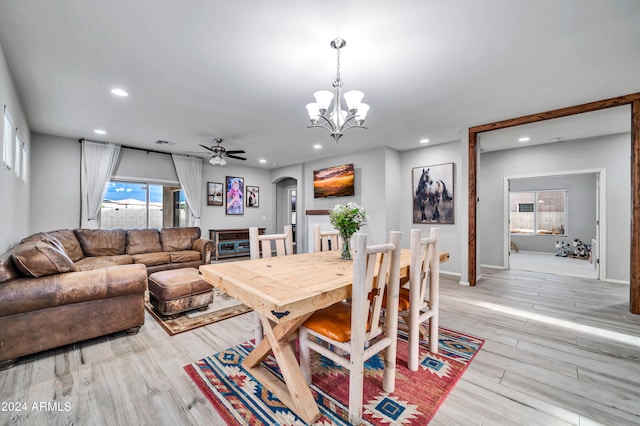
[148,268,213,317]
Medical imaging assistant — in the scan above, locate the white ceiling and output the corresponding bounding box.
[0,1,638,168]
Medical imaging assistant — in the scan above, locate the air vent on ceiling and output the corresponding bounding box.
[156,140,175,146]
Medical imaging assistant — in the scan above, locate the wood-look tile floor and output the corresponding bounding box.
[1,268,639,425]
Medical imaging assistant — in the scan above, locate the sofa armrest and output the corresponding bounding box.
[192,238,213,264]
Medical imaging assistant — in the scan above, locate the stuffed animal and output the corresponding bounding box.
[555,241,571,257]
[571,239,590,258]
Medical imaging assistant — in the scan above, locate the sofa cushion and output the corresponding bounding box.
[169,250,202,263]
[75,229,126,257]
[74,255,133,272]
[0,251,21,283]
[11,236,76,278]
[21,230,86,261]
[48,229,85,261]
[132,252,171,267]
[126,229,162,255]
[160,227,200,252]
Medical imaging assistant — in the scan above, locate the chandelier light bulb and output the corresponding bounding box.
[343,90,364,111]
[313,90,334,111]
[306,38,369,143]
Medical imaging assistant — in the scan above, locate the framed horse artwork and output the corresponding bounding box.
[413,163,455,224]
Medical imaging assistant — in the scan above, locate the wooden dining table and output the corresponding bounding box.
[199,249,449,424]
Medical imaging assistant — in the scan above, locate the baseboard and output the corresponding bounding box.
[513,250,555,256]
[480,264,507,270]
[604,278,630,285]
[440,270,461,278]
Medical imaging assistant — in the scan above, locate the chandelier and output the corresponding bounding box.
[306,38,369,143]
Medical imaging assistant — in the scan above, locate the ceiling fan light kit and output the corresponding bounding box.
[209,155,227,166]
[200,138,246,166]
[306,38,369,143]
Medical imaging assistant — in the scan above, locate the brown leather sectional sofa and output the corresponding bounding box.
[0,227,213,369]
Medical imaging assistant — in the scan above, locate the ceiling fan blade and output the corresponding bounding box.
[225,150,246,154]
[225,154,247,160]
[199,144,215,152]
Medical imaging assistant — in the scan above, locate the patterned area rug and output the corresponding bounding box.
[144,289,252,336]
[184,327,484,425]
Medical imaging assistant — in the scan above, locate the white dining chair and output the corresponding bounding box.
[249,226,294,343]
[399,227,440,371]
[299,231,402,425]
[313,224,343,252]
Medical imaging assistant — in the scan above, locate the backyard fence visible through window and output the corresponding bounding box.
[101,181,184,229]
[510,190,567,235]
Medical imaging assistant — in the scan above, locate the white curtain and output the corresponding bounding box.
[171,154,202,227]
[81,140,121,228]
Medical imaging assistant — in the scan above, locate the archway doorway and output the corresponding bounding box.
[275,177,298,252]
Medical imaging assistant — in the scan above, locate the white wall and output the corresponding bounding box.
[384,147,402,235]
[28,135,277,238]
[302,147,389,246]
[199,163,273,239]
[113,147,179,183]
[0,42,30,253]
[30,134,81,232]
[479,133,630,282]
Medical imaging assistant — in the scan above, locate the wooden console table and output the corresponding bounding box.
[209,228,265,261]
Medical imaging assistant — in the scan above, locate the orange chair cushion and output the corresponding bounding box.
[377,287,411,311]
[396,288,412,311]
[303,302,352,343]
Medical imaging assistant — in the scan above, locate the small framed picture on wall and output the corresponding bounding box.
[225,176,244,215]
[207,182,223,206]
[246,186,259,207]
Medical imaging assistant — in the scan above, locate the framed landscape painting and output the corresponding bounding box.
[412,163,455,224]
[207,182,223,206]
[246,186,259,207]
[313,163,355,198]
[225,176,244,215]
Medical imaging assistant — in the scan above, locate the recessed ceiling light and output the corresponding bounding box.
[419,139,430,144]
[518,137,530,142]
[313,144,322,149]
[110,88,128,97]
[94,129,107,135]
[259,159,267,163]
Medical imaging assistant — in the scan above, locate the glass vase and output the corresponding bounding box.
[340,232,353,260]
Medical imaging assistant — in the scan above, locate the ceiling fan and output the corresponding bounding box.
[200,138,246,165]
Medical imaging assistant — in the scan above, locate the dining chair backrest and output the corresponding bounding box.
[249,225,294,344]
[249,226,293,259]
[299,231,402,424]
[313,224,343,252]
[404,227,439,371]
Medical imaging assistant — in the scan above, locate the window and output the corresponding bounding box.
[2,106,14,171]
[510,190,567,235]
[21,145,27,184]
[101,181,183,229]
[14,130,21,178]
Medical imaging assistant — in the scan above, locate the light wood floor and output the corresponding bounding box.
[1,268,639,425]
